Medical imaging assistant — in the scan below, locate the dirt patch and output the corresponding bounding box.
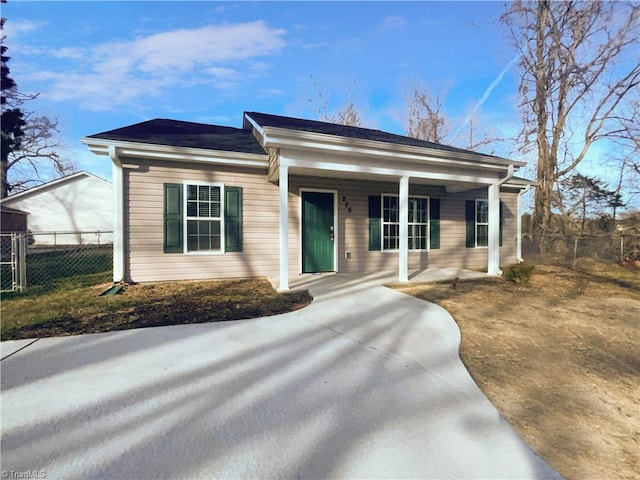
[2,278,312,340]
[393,263,640,480]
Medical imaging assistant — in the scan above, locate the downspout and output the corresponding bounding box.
[488,164,515,276]
[109,145,125,283]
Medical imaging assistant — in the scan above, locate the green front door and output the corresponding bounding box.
[302,191,335,273]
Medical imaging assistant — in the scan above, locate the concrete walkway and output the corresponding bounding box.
[1,273,561,479]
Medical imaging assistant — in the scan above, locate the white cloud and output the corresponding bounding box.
[378,16,406,31]
[32,21,287,111]
[2,19,45,39]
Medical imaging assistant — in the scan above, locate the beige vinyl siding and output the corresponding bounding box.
[125,159,282,282]
[289,176,442,274]
[124,160,521,282]
[428,188,519,268]
[289,179,520,274]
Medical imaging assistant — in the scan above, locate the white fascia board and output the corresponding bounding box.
[261,127,525,171]
[279,154,498,185]
[80,138,269,168]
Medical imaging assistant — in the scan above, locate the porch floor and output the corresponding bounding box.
[275,268,495,297]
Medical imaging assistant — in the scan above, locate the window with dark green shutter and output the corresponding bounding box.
[373,194,435,251]
[429,198,440,249]
[163,182,243,254]
[368,196,382,251]
[225,186,243,252]
[164,183,183,253]
[465,199,504,248]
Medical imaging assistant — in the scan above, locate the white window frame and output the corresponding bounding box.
[475,198,489,248]
[183,181,225,255]
[381,193,430,252]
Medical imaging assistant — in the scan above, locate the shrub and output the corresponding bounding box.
[504,261,535,285]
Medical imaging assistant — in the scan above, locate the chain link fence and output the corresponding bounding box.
[522,233,640,267]
[1,231,113,293]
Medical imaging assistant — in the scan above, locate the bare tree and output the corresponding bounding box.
[307,77,362,127]
[501,0,640,239]
[405,85,449,143]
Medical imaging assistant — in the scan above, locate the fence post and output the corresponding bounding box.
[19,232,26,291]
[620,236,624,264]
[573,237,578,269]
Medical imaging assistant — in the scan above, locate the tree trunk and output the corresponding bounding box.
[1,160,8,199]
[531,0,553,249]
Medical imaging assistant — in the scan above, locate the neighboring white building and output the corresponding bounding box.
[0,171,113,245]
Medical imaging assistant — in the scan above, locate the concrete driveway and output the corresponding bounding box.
[1,272,561,479]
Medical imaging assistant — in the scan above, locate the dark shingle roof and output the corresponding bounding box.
[245,111,502,159]
[87,119,266,155]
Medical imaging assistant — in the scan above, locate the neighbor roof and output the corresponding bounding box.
[244,111,505,160]
[87,119,265,155]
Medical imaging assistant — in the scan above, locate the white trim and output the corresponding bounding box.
[109,147,125,282]
[182,181,225,255]
[278,166,289,291]
[81,138,269,168]
[299,188,338,275]
[258,125,525,169]
[280,153,502,184]
[487,184,501,275]
[475,199,489,248]
[399,176,409,283]
[381,193,431,252]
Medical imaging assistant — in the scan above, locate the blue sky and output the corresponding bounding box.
[3,1,525,183]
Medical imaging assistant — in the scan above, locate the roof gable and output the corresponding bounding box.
[244,111,504,161]
[0,171,111,204]
[87,118,265,155]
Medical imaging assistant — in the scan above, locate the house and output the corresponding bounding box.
[0,171,113,245]
[82,112,532,291]
[1,204,28,233]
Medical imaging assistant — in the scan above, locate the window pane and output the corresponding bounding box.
[198,202,210,217]
[187,201,197,217]
[477,225,488,247]
[187,185,198,201]
[477,200,488,224]
[211,203,221,218]
[199,185,210,201]
[186,219,222,252]
[199,236,210,250]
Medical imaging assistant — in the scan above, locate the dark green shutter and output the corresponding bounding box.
[225,186,243,252]
[164,183,183,253]
[499,201,504,247]
[429,198,440,249]
[368,195,381,251]
[465,200,475,248]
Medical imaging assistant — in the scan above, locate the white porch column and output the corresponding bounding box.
[278,165,289,291]
[109,146,124,283]
[399,176,409,282]
[487,182,501,275]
